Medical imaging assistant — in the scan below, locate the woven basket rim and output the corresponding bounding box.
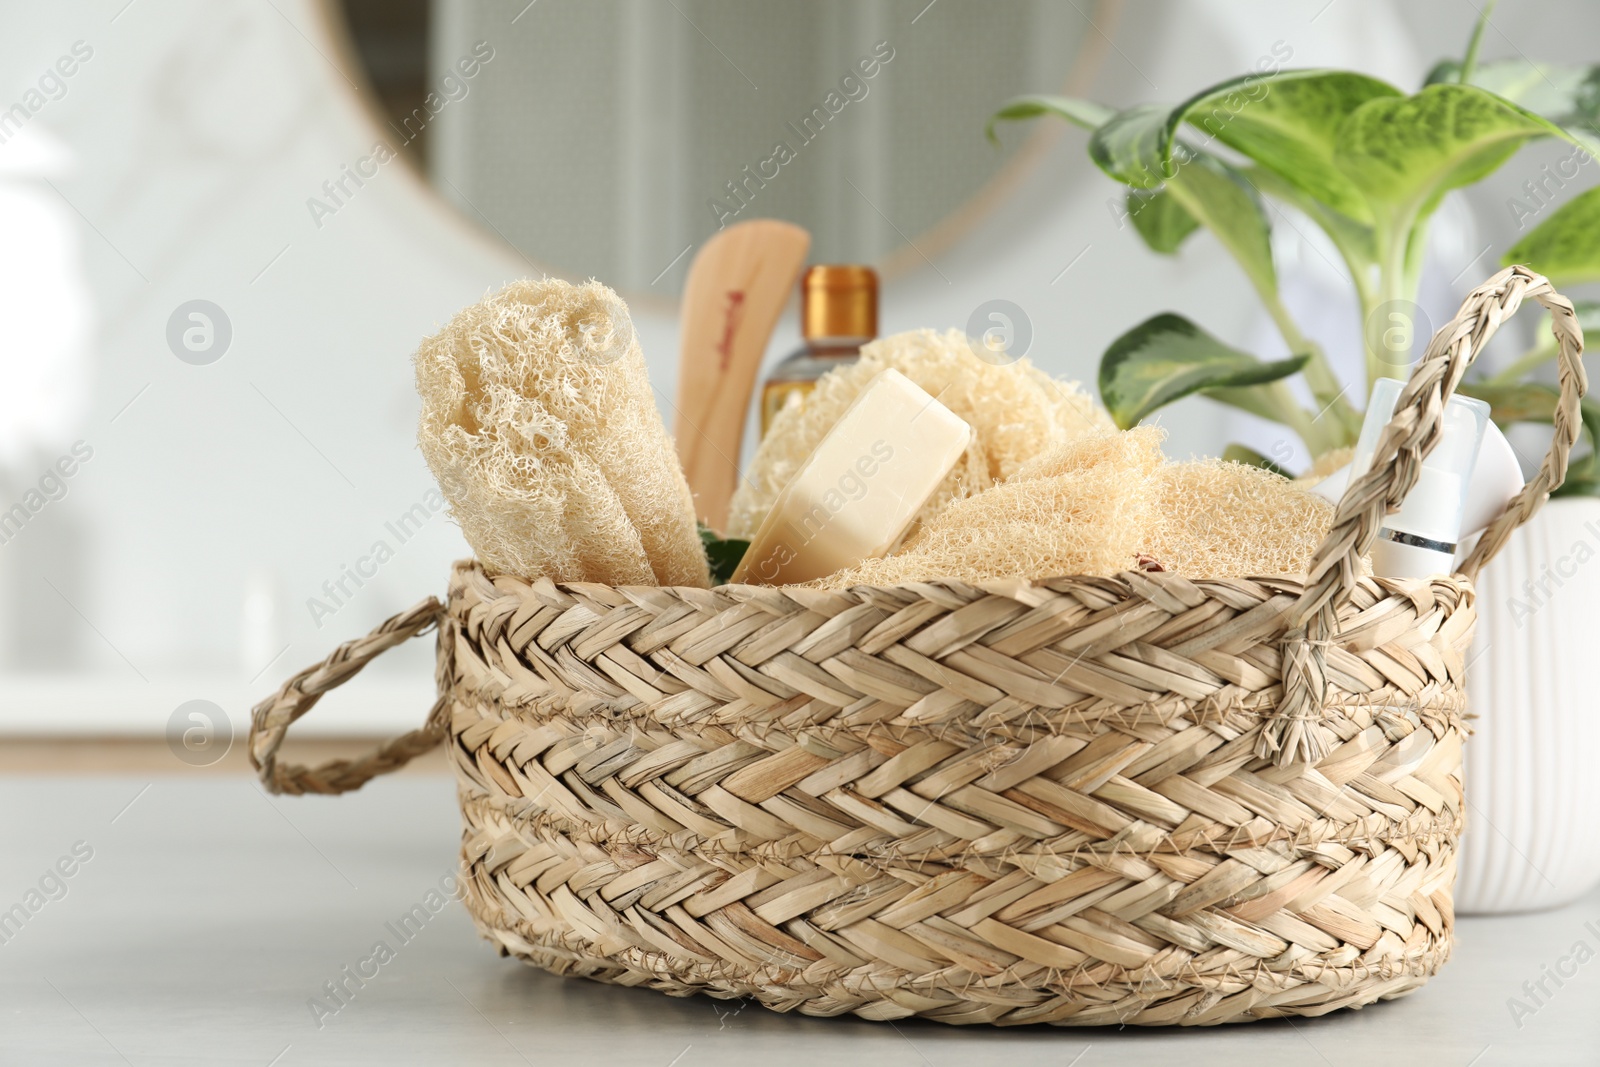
[453,556,1469,599]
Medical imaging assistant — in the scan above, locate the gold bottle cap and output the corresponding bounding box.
[801,265,878,340]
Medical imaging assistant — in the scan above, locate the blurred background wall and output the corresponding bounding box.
[0,0,1594,737]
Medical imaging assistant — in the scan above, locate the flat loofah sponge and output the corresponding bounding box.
[817,428,1335,588]
[415,278,708,587]
[727,328,1112,539]
[1144,460,1334,578]
[820,427,1165,587]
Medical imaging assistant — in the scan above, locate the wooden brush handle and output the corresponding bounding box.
[674,220,810,531]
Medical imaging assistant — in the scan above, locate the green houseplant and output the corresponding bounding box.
[990,5,1600,919]
[988,5,1600,488]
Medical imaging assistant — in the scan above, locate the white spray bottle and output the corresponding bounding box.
[1312,378,1523,579]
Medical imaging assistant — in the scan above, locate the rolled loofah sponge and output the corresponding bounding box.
[727,328,1112,539]
[415,278,709,587]
[817,428,1336,588]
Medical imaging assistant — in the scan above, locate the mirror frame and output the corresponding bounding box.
[311,0,1125,313]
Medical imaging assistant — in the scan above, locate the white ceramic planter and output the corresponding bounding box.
[1457,496,1600,914]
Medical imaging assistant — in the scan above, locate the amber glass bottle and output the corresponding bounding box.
[759,265,878,437]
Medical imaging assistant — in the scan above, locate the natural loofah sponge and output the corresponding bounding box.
[820,427,1165,587]
[727,328,1112,539]
[818,428,1335,588]
[1144,460,1334,578]
[415,278,708,587]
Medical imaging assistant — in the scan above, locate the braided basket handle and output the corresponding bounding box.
[249,597,453,795]
[1261,266,1588,767]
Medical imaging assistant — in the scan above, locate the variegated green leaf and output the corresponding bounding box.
[1506,185,1600,285]
[1334,84,1572,219]
[985,95,1114,143]
[1126,187,1201,254]
[1099,313,1309,429]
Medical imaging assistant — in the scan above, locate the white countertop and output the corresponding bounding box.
[3,774,1597,1066]
[0,673,436,738]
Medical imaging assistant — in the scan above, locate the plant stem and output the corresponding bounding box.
[1371,218,1415,389]
[1243,282,1360,449]
[1263,380,1341,457]
[1267,302,1359,440]
[1264,381,1315,445]
[1227,172,1368,447]
[1460,0,1500,83]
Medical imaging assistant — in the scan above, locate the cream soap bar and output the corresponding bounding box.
[731,368,971,585]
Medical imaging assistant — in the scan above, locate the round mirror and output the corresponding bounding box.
[329,0,1117,299]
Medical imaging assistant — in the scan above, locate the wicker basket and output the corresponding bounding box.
[251,267,1585,1026]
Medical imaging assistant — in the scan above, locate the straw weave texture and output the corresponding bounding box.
[440,561,1469,1025]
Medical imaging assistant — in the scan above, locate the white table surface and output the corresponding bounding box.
[3,774,1597,1066]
